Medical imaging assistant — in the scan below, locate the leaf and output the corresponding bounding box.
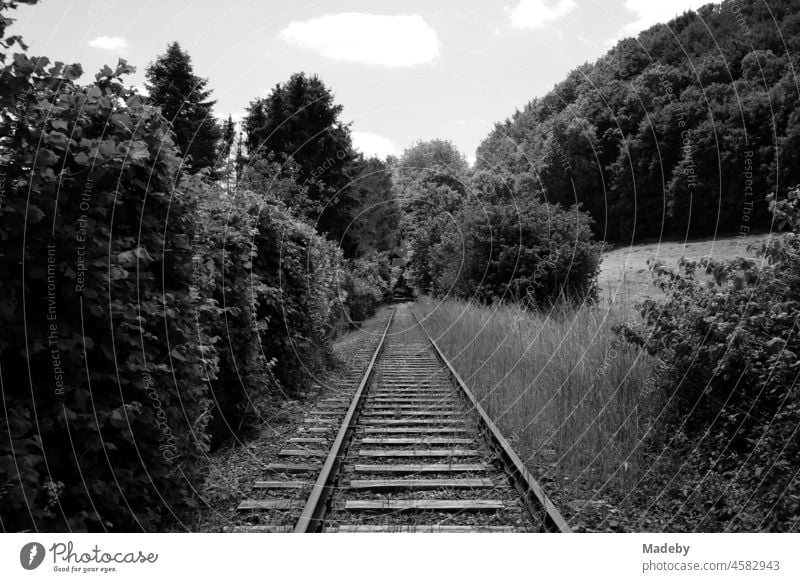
[96,64,114,81]
[109,407,129,429]
[26,205,45,223]
[98,140,116,157]
[34,148,59,167]
[13,53,35,74]
[48,61,64,76]
[126,94,144,109]
[63,63,83,81]
[45,131,70,150]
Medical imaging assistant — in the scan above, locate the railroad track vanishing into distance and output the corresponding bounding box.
[232,303,570,533]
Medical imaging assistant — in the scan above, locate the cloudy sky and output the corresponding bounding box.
[12,0,711,163]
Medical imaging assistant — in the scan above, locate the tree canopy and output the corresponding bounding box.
[476,0,800,242]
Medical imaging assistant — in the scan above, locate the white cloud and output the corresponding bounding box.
[352,131,396,159]
[619,0,709,37]
[88,36,129,52]
[509,0,576,29]
[279,13,440,67]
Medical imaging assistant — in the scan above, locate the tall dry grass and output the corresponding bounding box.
[415,297,656,499]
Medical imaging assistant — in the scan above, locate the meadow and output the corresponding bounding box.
[415,233,775,522]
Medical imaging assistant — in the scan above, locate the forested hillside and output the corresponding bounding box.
[477,0,800,242]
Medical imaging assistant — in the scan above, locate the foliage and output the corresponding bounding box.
[476,0,800,242]
[345,157,400,257]
[0,6,390,529]
[145,42,222,174]
[342,253,392,323]
[0,52,217,531]
[396,153,602,306]
[392,140,470,294]
[243,73,359,250]
[616,189,800,530]
[443,197,602,305]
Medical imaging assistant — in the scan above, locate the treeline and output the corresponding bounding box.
[477,0,800,242]
[0,2,394,531]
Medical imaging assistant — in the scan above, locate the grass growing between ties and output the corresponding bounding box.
[416,297,656,531]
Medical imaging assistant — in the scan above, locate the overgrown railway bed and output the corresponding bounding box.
[230,304,570,533]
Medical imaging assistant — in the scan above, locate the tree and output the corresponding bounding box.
[243,72,357,246]
[392,140,471,293]
[219,114,235,160]
[345,156,400,257]
[145,41,221,173]
[474,0,800,243]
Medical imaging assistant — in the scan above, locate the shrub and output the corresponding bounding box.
[191,181,270,445]
[0,57,218,531]
[617,190,800,530]
[250,196,347,393]
[342,253,391,323]
[433,194,602,306]
[194,178,357,444]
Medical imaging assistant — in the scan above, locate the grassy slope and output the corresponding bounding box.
[598,233,777,304]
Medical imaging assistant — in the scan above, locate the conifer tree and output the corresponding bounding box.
[145,41,221,173]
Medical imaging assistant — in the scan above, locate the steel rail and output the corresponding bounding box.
[410,307,572,533]
[293,306,396,533]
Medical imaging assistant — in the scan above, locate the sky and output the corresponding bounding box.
[10,0,712,164]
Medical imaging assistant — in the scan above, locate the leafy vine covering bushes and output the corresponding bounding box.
[0,55,218,531]
[618,190,800,531]
[0,14,385,530]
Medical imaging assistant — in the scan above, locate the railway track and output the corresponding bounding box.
[233,303,570,533]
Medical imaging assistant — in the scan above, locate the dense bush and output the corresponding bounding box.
[250,195,348,392]
[425,173,602,306]
[0,56,218,531]
[618,190,800,530]
[342,253,392,323]
[180,173,371,444]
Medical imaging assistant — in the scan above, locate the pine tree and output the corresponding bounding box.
[145,41,221,173]
[243,72,358,250]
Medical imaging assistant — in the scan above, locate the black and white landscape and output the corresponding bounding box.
[0,0,798,534]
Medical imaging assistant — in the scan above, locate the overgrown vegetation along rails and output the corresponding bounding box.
[416,298,655,530]
[615,190,800,532]
[418,190,800,532]
[0,1,390,532]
